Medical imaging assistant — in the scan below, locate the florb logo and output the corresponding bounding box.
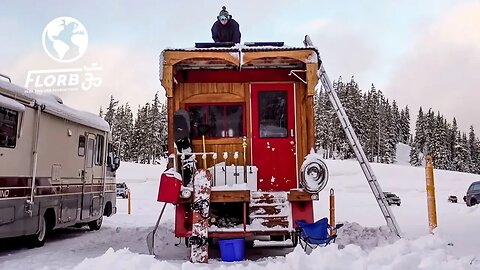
[42,17,88,63]
[26,16,102,93]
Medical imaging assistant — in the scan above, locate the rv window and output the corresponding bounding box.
[86,138,95,168]
[107,142,114,167]
[78,135,86,156]
[95,134,104,165]
[188,104,244,138]
[0,106,18,148]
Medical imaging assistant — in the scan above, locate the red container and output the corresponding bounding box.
[157,170,182,204]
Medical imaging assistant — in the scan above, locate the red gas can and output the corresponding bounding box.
[157,169,182,204]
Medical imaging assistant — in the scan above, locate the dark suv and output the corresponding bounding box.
[465,181,480,207]
[383,192,401,206]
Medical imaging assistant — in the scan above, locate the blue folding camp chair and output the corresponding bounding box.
[295,217,343,251]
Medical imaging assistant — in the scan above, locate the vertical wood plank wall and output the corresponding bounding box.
[174,82,250,167]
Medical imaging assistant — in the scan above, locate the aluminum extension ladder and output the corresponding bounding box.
[317,61,402,237]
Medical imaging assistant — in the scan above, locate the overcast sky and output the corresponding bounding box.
[1,0,479,132]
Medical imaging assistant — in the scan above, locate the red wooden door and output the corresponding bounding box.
[251,83,296,191]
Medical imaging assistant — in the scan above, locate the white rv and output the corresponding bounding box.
[0,75,119,247]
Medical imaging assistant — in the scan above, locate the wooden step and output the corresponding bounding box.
[251,191,288,204]
[250,216,289,229]
[249,191,291,230]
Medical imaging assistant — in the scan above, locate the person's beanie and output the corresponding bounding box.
[217,6,231,20]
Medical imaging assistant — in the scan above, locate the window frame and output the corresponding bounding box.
[186,103,245,139]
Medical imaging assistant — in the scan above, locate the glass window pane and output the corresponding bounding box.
[95,134,104,165]
[189,106,207,137]
[258,91,287,138]
[87,138,95,168]
[226,105,243,137]
[0,107,18,148]
[78,135,86,156]
[209,105,225,137]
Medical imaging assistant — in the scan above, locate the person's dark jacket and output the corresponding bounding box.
[211,19,241,43]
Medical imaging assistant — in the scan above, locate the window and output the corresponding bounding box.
[95,134,104,165]
[0,106,18,148]
[107,142,114,169]
[86,138,95,168]
[187,104,244,138]
[78,135,86,156]
[258,91,287,138]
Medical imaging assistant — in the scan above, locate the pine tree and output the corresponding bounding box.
[147,92,165,163]
[131,104,150,163]
[468,126,479,174]
[399,106,410,144]
[431,114,449,170]
[410,107,425,165]
[456,132,471,172]
[104,95,118,130]
[409,146,421,166]
[114,103,134,161]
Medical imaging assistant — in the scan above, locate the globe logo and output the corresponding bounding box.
[42,17,88,63]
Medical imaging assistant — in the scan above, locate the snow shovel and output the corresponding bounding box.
[146,202,167,255]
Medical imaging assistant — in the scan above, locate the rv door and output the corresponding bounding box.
[81,133,96,220]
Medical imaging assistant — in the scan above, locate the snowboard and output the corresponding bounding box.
[173,109,196,186]
[190,169,212,263]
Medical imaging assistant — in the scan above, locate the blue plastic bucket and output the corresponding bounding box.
[218,238,245,262]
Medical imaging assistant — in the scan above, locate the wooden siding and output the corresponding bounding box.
[163,49,319,187]
[295,82,308,180]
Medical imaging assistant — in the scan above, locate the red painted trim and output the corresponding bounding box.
[175,203,192,237]
[291,201,314,225]
[175,69,305,83]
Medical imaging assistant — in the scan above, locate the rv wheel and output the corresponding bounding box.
[88,216,103,231]
[28,216,47,248]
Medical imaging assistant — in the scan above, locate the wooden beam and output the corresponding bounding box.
[288,189,314,202]
[162,65,173,98]
[242,50,313,66]
[306,63,318,97]
[306,95,315,151]
[182,93,244,103]
[167,97,175,155]
[163,51,240,67]
[210,190,250,202]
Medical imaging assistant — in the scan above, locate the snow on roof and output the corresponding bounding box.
[0,94,25,112]
[0,80,110,132]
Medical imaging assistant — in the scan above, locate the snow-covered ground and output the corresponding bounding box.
[1,147,480,269]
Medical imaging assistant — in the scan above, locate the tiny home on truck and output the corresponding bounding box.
[0,76,119,247]
[159,42,328,245]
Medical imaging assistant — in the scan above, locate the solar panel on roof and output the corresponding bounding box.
[244,42,284,47]
[195,42,236,48]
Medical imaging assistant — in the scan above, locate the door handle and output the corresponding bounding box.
[290,129,294,137]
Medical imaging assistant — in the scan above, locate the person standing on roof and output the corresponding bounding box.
[211,6,241,43]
